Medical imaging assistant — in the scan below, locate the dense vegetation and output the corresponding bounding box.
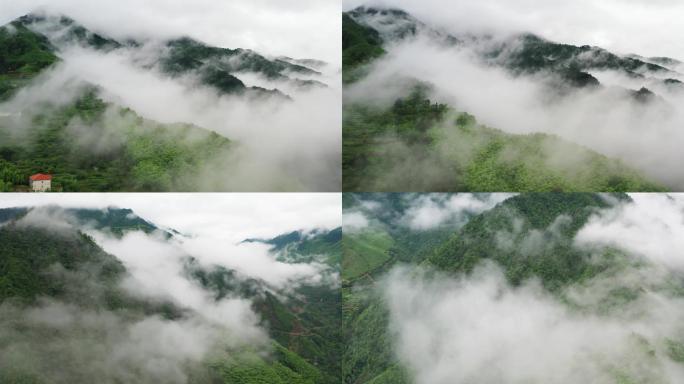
[0,12,330,192]
[208,227,344,383]
[342,193,684,383]
[342,7,678,192]
[495,33,671,78]
[425,193,623,291]
[343,88,664,192]
[0,90,232,191]
[342,194,470,384]
[161,37,321,96]
[0,207,342,384]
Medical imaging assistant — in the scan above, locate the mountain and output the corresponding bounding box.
[342,193,684,383]
[0,18,58,101]
[342,7,673,192]
[424,193,626,290]
[342,193,489,384]
[345,6,682,93]
[0,206,165,236]
[343,84,664,192]
[0,12,329,192]
[7,13,327,98]
[0,206,341,384]
[0,89,232,192]
[243,227,342,266]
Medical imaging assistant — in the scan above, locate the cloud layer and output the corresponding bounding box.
[346,34,684,188]
[344,0,684,60]
[384,263,684,384]
[3,0,340,64]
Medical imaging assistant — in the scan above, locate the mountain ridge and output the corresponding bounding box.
[2,11,328,100]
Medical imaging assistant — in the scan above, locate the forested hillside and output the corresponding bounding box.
[0,90,231,192]
[0,206,342,383]
[343,86,664,191]
[0,11,332,192]
[342,193,684,383]
[342,6,680,191]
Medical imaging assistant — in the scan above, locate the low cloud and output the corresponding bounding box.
[400,193,512,230]
[92,229,333,297]
[0,196,340,383]
[346,35,684,189]
[3,0,340,65]
[576,193,684,271]
[383,263,684,384]
[342,211,370,232]
[2,26,341,191]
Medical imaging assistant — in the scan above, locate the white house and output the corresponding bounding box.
[29,173,52,192]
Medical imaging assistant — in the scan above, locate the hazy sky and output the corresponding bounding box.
[0,193,341,241]
[1,0,341,64]
[344,0,684,60]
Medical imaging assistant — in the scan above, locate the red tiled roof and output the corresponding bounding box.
[29,173,52,181]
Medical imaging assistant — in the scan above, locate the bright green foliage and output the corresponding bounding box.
[341,194,463,384]
[343,89,666,192]
[0,90,232,191]
[366,365,410,384]
[343,298,398,384]
[213,343,322,384]
[343,193,684,383]
[462,130,665,192]
[296,228,343,266]
[343,87,453,191]
[342,230,394,281]
[426,193,624,291]
[0,22,58,100]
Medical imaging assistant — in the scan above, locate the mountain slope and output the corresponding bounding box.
[425,193,624,290]
[243,227,342,267]
[345,6,682,93]
[342,9,671,192]
[0,89,232,191]
[342,194,473,384]
[343,193,684,383]
[343,86,664,191]
[0,207,340,384]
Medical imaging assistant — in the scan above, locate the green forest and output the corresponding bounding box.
[0,12,329,192]
[0,208,342,384]
[341,193,684,383]
[0,90,232,192]
[342,10,669,192]
[343,87,663,192]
